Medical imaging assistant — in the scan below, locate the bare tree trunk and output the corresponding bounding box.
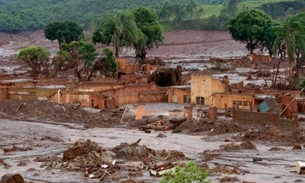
[272,59,282,89]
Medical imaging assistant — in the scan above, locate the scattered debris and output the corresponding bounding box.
[253,157,263,162]
[139,118,186,132]
[269,147,286,151]
[149,162,175,176]
[209,165,239,175]
[0,99,124,128]
[219,141,257,151]
[297,161,305,174]
[112,139,189,161]
[3,145,33,154]
[220,176,240,182]
[156,133,167,138]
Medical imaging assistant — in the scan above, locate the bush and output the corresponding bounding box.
[160,161,210,183]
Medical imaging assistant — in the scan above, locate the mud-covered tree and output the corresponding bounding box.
[60,41,99,81]
[44,21,83,48]
[228,9,273,53]
[17,46,51,77]
[92,11,138,57]
[272,12,305,87]
[52,50,73,77]
[149,66,182,87]
[132,7,164,60]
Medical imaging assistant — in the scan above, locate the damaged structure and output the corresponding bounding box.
[0,56,304,129]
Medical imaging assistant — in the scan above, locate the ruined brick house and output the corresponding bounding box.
[117,58,158,79]
[191,74,229,105]
[167,85,191,103]
[167,74,253,108]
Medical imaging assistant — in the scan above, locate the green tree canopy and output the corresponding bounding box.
[97,48,117,78]
[44,21,83,48]
[272,12,305,87]
[228,9,273,53]
[92,11,138,57]
[132,7,164,60]
[17,46,51,77]
[60,41,99,81]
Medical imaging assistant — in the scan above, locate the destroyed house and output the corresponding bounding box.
[191,74,229,105]
[167,85,191,103]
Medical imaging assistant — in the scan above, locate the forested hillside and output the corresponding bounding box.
[0,0,303,32]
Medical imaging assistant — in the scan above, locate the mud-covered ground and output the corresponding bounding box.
[0,30,304,183]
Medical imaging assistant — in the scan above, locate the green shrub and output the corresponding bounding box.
[160,161,210,183]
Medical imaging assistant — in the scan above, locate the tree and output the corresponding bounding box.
[272,12,305,87]
[97,48,117,78]
[92,11,138,58]
[60,41,99,81]
[44,21,83,48]
[17,46,51,77]
[228,9,273,53]
[52,49,73,77]
[132,7,164,60]
[160,161,210,183]
[217,0,241,29]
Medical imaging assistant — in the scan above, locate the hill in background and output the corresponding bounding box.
[0,0,304,32]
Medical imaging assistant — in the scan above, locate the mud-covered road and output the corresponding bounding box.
[1,119,305,183]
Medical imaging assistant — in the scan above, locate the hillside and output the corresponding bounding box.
[0,0,304,31]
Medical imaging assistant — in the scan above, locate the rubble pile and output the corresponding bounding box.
[209,165,240,175]
[148,67,182,87]
[139,118,186,132]
[45,139,116,181]
[235,126,305,145]
[112,139,189,162]
[0,174,26,183]
[219,141,257,151]
[0,99,123,128]
[173,119,244,135]
[40,139,189,181]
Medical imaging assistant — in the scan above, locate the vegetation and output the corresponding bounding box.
[228,9,273,53]
[60,41,100,81]
[93,11,138,57]
[227,9,305,88]
[44,21,83,48]
[98,48,117,78]
[17,46,51,77]
[160,161,210,183]
[132,7,163,60]
[0,0,303,31]
[272,12,305,87]
[258,0,305,20]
